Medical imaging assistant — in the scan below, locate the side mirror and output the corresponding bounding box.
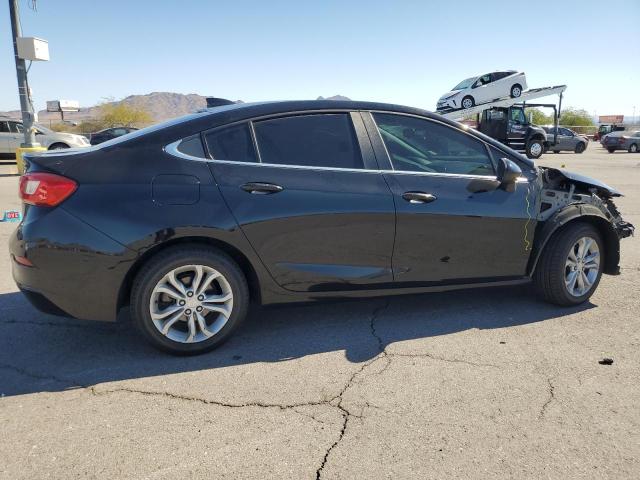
[496,158,522,192]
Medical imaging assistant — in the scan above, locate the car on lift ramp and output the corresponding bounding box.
[10,100,634,354]
[437,71,528,112]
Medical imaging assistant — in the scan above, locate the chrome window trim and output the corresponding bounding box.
[205,158,380,174]
[164,142,530,182]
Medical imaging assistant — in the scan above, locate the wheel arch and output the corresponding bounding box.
[527,204,620,276]
[117,236,262,313]
[47,142,70,150]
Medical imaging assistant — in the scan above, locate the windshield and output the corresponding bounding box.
[34,123,54,134]
[451,77,476,90]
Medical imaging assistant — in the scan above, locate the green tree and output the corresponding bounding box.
[525,108,552,125]
[98,101,152,128]
[559,108,594,127]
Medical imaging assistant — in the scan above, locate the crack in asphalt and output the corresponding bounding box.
[538,376,557,420]
[0,318,121,331]
[315,299,391,479]
[0,363,76,387]
[3,297,501,478]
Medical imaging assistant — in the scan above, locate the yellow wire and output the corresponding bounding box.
[523,182,533,251]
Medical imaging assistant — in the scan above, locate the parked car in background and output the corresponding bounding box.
[89,127,138,145]
[478,105,547,159]
[543,126,588,153]
[11,100,633,354]
[0,119,89,159]
[603,131,640,153]
[594,124,625,141]
[437,71,527,111]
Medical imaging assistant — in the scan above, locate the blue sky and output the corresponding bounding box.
[1,0,639,119]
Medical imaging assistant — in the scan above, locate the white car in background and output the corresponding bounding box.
[0,118,89,159]
[436,71,528,112]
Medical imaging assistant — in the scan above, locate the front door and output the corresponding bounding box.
[365,112,535,285]
[205,112,396,292]
[507,107,528,150]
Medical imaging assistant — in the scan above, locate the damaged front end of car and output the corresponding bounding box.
[528,167,634,275]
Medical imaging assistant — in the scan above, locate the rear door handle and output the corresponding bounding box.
[241,182,284,194]
[402,191,437,204]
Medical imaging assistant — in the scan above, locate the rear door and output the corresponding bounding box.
[205,111,396,292]
[8,122,25,151]
[0,121,10,154]
[364,111,534,285]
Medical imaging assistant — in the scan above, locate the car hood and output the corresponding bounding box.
[438,90,462,101]
[53,132,84,141]
[543,167,622,197]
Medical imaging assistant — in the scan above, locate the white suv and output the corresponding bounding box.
[0,118,90,159]
[436,71,528,112]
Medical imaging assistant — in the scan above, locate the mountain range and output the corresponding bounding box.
[0,93,352,124]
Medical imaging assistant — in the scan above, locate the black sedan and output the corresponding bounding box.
[11,101,634,354]
[89,126,138,145]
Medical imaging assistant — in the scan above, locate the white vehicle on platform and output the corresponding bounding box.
[436,71,528,112]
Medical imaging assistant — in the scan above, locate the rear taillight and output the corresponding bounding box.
[19,172,77,207]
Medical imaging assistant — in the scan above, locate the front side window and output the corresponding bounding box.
[205,123,258,163]
[510,109,526,124]
[0,121,10,133]
[476,74,492,86]
[253,114,363,169]
[373,113,494,176]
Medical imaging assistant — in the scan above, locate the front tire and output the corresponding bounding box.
[629,143,638,153]
[461,96,475,109]
[510,84,523,98]
[607,148,616,153]
[534,223,604,306]
[575,142,586,154]
[131,246,249,355]
[526,139,544,159]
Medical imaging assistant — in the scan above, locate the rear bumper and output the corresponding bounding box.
[9,206,136,322]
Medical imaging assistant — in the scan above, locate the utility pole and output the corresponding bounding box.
[8,0,39,147]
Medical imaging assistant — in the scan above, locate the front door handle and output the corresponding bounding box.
[402,191,437,204]
[241,182,284,195]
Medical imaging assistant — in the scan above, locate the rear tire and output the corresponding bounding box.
[553,150,560,154]
[607,148,616,153]
[534,223,604,306]
[629,143,638,153]
[510,84,523,98]
[461,96,475,109]
[131,246,249,355]
[575,142,586,154]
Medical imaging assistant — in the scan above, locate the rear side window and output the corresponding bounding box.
[253,114,363,169]
[205,123,258,163]
[373,113,494,176]
[0,121,10,133]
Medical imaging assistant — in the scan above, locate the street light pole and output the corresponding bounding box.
[8,0,39,147]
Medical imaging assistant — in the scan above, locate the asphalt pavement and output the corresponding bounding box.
[0,144,638,479]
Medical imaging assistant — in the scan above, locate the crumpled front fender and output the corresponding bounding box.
[528,203,622,276]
